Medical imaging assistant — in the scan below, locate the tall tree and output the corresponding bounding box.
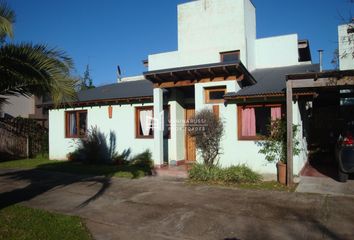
[0,1,14,43]
[0,2,77,107]
[79,64,95,90]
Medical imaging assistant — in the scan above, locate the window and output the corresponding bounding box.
[164,106,171,139]
[340,89,354,106]
[65,110,87,138]
[136,106,154,138]
[237,105,282,140]
[205,86,226,104]
[220,50,240,62]
[135,106,170,139]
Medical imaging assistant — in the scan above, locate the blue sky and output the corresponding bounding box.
[8,0,354,86]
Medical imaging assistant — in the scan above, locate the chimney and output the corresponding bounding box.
[318,50,323,72]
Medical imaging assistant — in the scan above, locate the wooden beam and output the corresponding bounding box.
[224,92,315,101]
[153,76,237,88]
[187,70,199,80]
[208,68,216,80]
[286,80,293,186]
[223,66,231,74]
[287,70,354,80]
[236,74,244,81]
[194,69,203,79]
[170,72,179,82]
[154,74,164,82]
[290,76,354,89]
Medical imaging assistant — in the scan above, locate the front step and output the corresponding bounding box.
[153,164,190,179]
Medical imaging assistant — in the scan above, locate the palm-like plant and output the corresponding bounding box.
[0,2,77,107]
[0,1,14,43]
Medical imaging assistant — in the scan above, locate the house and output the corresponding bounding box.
[48,0,322,177]
[0,95,48,126]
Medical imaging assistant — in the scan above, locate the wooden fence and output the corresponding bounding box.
[0,119,48,158]
[0,122,28,158]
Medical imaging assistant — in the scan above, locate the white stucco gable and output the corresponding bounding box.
[148,0,306,73]
[255,34,301,69]
[338,23,354,70]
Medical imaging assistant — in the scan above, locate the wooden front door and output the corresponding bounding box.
[185,108,196,161]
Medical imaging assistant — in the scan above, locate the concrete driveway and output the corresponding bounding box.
[296,176,354,197]
[0,169,354,240]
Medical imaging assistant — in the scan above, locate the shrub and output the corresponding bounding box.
[114,148,131,165]
[130,150,154,170]
[187,108,224,167]
[70,126,117,164]
[188,164,262,184]
[222,165,262,183]
[257,118,301,164]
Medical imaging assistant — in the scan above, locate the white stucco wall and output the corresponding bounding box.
[49,103,159,161]
[338,24,354,70]
[292,101,308,175]
[244,0,256,71]
[149,0,303,72]
[191,82,307,175]
[148,0,255,71]
[177,0,247,55]
[0,95,35,118]
[216,101,306,175]
[172,89,186,162]
[193,80,278,174]
[221,105,277,174]
[255,34,300,69]
[192,102,278,174]
[194,80,239,112]
[148,51,182,72]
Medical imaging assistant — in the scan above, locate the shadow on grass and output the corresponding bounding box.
[0,160,152,210]
[0,152,26,162]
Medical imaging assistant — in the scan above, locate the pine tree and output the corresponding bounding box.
[80,64,95,90]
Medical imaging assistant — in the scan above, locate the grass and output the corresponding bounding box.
[236,181,297,192]
[0,156,150,179]
[0,205,92,240]
[188,179,297,192]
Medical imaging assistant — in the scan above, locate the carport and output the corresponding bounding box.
[286,70,354,186]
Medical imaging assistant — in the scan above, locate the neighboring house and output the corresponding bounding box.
[0,95,48,126]
[338,23,354,71]
[48,0,321,176]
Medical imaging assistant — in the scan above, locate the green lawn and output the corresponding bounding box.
[0,205,92,240]
[0,156,150,179]
[188,180,296,192]
[236,181,297,192]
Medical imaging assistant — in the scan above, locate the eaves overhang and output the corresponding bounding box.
[144,61,256,88]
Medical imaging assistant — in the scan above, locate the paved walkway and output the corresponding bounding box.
[296,176,354,197]
[1,169,354,240]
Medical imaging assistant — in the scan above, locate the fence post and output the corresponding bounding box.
[26,137,30,158]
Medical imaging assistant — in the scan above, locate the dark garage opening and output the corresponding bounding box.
[301,88,354,180]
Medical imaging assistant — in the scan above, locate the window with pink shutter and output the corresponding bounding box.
[238,105,283,140]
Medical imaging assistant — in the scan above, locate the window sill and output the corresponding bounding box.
[65,136,86,139]
[135,136,154,139]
